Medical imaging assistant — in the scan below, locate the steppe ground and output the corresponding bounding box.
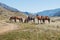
[0,17,60,40]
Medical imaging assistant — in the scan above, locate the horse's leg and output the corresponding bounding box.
[24,19,28,23]
[19,19,23,23]
[19,19,20,22]
[21,19,23,23]
[21,18,23,23]
[33,19,35,23]
[38,20,39,24]
[27,19,29,23]
[42,19,45,23]
[14,19,16,22]
[24,19,26,23]
[48,19,50,23]
[40,19,41,23]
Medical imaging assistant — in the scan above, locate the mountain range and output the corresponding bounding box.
[24,8,60,17]
[36,8,60,16]
[0,2,60,17]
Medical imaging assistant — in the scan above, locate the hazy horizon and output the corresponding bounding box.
[0,0,60,13]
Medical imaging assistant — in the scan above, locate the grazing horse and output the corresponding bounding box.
[9,16,23,22]
[36,16,43,24]
[24,16,35,23]
[36,15,50,24]
[43,16,50,23]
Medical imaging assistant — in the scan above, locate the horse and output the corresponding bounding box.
[36,15,50,24]
[42,16,50,23]
[24,16,35,23]
[36,16,43,24]
[9,16,23,22]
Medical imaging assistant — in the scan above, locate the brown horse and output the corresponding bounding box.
[9,16,23,22]
[43,16,50,23]
[36,16,43,23]
[24,16,35,23]
[36,15,50,24]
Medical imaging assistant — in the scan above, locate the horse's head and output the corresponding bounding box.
[9,16,14,20]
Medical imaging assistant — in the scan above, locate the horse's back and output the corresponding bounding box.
[44,16,50,19]
[10,16,15,19]
[36,16,43,20]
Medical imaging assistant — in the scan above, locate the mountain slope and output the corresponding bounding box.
[0,2,26,20]
[36,8,60,16]
[53,11,60,16]
[0,2,19,12]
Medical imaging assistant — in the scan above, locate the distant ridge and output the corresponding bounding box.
[36,8,60,16]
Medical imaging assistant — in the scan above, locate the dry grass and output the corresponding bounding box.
[0,17,60,40]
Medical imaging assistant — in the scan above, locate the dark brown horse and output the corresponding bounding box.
[43,16,50,23]
[36,15,50,24]
[24,16,35,23]
[9,16,23,22]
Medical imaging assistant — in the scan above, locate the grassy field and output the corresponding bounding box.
[0,17,60,40]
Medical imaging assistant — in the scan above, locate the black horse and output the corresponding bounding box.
[24,16,35,23]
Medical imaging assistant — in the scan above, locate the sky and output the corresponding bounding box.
[0,0,60,13]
